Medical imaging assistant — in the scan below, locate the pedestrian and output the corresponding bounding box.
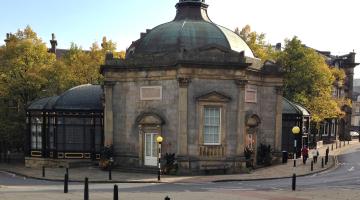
[301,145,309,164]
[325,147,329,163]
[312,148,319,164]
[326,147,329,156]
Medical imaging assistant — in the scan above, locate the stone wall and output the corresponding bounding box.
[112,79,179,167]
[104,65,282,173]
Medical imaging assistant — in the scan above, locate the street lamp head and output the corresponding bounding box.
[292,126,300,135]
[156,135,163,143]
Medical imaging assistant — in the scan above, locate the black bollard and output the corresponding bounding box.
[325,155,328,165]
[113,184,118,200]
[321,158,324,168]
[66,168,69,176]
[109,168,112,181]
[293,159,296,167]
[64,173,68,193]
[165,196,171,200]
[42,166,45,177]
[292,173,296,191]
[84,177,89,200]
[311,161,313,171]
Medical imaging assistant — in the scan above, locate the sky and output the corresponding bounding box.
[1,0,359,77]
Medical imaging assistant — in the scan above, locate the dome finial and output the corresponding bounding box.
[175,0,209,21]
[179,0,205,2]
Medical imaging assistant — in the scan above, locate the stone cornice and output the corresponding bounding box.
[178,77,192,87]
[100,61,251,74]
[103,81,116,86]
[235,79,248,88]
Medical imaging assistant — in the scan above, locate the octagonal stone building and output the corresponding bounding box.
[101,0,283,174]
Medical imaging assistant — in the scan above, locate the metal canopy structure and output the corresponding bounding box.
[282,97,311,156]
[26,84,104,161]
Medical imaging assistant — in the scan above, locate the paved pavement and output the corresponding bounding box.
[0,140,358,184]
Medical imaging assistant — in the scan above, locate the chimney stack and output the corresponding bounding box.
[49,33,57,53]
[101,36,107,49]
[4,33,11,45]
[275,43,282,51]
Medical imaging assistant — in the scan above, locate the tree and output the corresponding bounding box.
[55,39,119,91]
[0,26,57,154]
[0,26,57,105]
[0,26,123,157]
[235,25,276,62]
[277,37,344,123]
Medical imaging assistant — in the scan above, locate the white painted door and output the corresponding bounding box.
[144,133,158,166]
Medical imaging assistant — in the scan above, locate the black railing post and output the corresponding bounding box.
[42,166,45,177]
[109,168,112,180]
[113,184,118,200]
[64,173,68,193]
[311,161,313,171]
[66,167,69,177]
[321,158,324,168]
[292,173,296,191]
[84,177,89,200]
[293,159,296,167]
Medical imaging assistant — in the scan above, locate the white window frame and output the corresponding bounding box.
[31,117,42,150]
[356,106,360,113]
[140,86,162,101]
[203,107,221,145]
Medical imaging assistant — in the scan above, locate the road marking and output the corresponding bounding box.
[221,188,256,191]
[348,166,355,172]
[203,187,255,191]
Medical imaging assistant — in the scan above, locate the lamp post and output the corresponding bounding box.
[156,135,163,181]
[292,126,300,167]
[291,126,300,191]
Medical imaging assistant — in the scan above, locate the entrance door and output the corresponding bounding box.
[144,133,158,166]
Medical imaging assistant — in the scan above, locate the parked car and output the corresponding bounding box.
[350,131,359,138]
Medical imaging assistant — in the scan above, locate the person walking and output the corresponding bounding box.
[312,148,319,164]
[301,145,309,164]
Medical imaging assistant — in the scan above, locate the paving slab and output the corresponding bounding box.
[0,140,358,183]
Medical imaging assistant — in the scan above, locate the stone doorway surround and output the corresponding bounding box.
[136,113,165,167]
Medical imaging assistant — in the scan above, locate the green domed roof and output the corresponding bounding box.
[127,0,254,58]
[27,84,103,112]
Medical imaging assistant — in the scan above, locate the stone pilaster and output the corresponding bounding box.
[177,77,191,157]
[235,79,247,156]
[274,86,283,152]
[104,81,115,147]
